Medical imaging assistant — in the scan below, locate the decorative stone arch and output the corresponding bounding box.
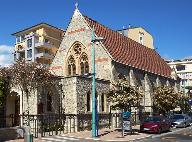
[65,41,89,76]
[79,52,89,75]
[67,55,76,76]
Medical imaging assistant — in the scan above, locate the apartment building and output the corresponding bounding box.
[167,58,192,94]
[117,26,154,49]
[12,23,64,66]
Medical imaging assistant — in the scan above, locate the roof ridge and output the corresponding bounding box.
[83,14,156,52]
[83,14,129,38]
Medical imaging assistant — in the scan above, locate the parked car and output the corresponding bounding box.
[171,114,191,128]
[140,116,171,134]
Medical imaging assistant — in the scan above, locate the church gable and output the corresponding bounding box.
[50,8,112,80]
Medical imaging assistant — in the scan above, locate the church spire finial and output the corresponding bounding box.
[75,1,78,9]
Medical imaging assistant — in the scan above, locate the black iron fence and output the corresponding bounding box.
[0,112,150,138]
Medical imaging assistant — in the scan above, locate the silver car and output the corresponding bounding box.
[171,114,191,128]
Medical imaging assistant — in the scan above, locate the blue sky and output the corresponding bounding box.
[0,0,192,66]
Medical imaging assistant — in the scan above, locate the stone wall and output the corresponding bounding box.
[76,77,110,114]
[61,77,78,114]
[61,76,110,114]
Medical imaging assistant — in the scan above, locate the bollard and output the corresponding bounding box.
[23,126,33,142]
[24,133,33,142]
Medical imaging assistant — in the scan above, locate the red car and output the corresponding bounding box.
[140,116,171,134]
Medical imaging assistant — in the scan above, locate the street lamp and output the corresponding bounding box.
[91,27,104,138]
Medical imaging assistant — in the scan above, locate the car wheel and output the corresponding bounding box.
[168,125,171,132]
[184,123,186,128]
[157,127,162,134]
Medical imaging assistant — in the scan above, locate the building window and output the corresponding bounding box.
[45,39,49,43]
[19,52,25,60]
[176,65,185,71]
[44,49,49,54]
[67,56,76,76]
[27,38,32,48]
[101,94,105,112]
[139,32,144,45]
[27,49,32,58]
[87,91,91,112]
[47,92,52,111]
[16,37,20,43]
[80,53,89,75]
[73,44,81,55]
[37,102,44,114]
[14,53,17,61]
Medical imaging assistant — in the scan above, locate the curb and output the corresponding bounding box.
[63,134,152,142]
[62,135,101,141]
[105,135,152,142]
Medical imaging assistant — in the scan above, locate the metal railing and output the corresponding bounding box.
[0,112,150,138]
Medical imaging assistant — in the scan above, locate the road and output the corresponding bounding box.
[138,126,192,142]
[37,135,102,142]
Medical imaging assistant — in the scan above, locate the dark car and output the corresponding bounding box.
[171,114,191,128]
[140,116,171,134]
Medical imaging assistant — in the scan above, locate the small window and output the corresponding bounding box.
[101,94,105,112]
[176,65,185,71]
[27,38,32,47]
[19,52,25,60]
[14,53,17,61]
[47,92,52,111]
[45,39,49,43]
[16,37,20,43]
[44,49,49,54]
[37,102,44,114]
[27,49,32,58]
[139,32,144,45]
[87,92,91,112]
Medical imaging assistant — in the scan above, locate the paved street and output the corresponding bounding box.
[138,126,192,142]
[38,135,101,142]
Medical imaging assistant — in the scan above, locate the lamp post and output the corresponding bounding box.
[91,27,104,138]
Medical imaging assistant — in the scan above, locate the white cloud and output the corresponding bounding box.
[0,45,13,67]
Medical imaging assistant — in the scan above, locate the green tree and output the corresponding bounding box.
[11,60,57,114]
[178,95,191,113]
[106,79,143,111]
[153,85,180,114]
[0,67,13,126]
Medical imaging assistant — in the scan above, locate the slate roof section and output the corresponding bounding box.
[83,15,172,77]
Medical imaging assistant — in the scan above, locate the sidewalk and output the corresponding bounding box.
[63,125,151,141]
[7,125,151,142]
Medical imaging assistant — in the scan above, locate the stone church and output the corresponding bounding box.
[45,7,180,116]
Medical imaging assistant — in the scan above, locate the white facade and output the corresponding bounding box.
[167,58,192,92]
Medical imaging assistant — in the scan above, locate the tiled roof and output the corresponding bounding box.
[83,15,172,77]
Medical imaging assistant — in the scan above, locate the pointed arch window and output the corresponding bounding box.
[87,91,91,112]
[101,94,105,112]
[80,53,89,75]
[68,56,76,76]
[47,92,52,112]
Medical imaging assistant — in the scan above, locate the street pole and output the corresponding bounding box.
[91,27,97,138]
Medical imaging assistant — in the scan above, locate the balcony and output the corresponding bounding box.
[35,42,54,49]
[35,52,53,59]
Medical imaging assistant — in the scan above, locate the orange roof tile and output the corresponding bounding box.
[84,15,172,77]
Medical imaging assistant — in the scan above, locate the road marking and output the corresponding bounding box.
[40,135,79,142]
